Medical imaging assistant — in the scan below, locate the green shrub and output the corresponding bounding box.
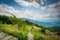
[17,33,28,40]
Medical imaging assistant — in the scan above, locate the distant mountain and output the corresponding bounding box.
[21,18,60,27]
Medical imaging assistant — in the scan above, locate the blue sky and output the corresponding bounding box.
[0,0,60,22]
[0,0,26,10]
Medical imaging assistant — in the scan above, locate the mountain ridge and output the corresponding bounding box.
[21,18,60,27]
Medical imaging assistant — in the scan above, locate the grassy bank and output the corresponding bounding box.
[0,15,60,40]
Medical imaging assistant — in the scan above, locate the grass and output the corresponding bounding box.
[0,24,60,40]
[0,24,43,40]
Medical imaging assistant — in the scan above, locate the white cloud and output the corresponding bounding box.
[0,1,60,22]
[38,1,60,19]
[0,4,51,21]
[0,4,23,17]
[15,0,40,7]
[47,2,60,18]
[15,0,60,19]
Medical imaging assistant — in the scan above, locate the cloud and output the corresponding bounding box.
[0,0,60,22]
[0,4,23,17]
[38,1,60,19]
[15,0,40,7]
[0,4,51,21]
[47,1,60,18]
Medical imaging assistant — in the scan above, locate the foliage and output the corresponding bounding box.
[0,15,60,40]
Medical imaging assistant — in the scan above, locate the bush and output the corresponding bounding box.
[16,33,28,40]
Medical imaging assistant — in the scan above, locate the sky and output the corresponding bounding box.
[0,0,60,22]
